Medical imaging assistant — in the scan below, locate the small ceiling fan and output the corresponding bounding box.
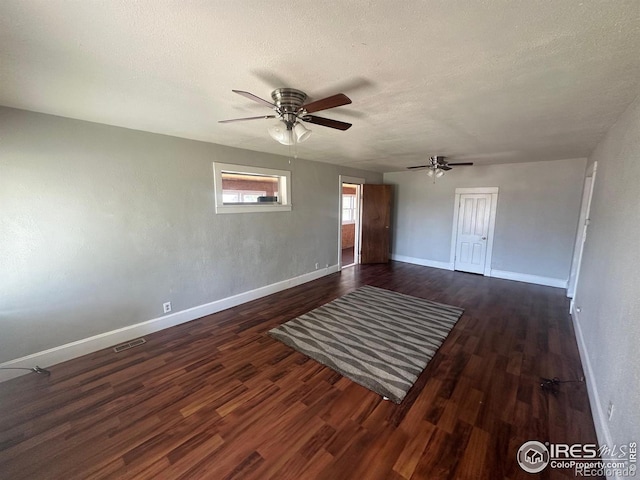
[407,156,474,179]
[219,88,352,145]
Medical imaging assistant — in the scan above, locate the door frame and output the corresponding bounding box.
[449,187,499,276]
[567,161,597,300]
[338,175,366,271]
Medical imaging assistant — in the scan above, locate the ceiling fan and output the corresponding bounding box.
[407,156,474,179]
[219,88,352,145]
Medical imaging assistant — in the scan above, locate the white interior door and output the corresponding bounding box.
[454,193,492,274]
[568,162,597,299]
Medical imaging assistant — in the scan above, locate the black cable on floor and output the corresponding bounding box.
[540,376,584,395]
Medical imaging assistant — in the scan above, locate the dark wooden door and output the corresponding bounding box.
[361,184,392,264]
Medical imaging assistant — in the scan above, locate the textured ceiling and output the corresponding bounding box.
[1,1,639,172]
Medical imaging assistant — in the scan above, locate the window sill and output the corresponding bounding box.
[215,204,292,214]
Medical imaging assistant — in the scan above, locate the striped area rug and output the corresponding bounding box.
[268,285,464,403]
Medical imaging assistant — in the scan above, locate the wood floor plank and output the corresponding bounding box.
[452,426,491,480]
[0,263,602,479]
[393,421,437,479]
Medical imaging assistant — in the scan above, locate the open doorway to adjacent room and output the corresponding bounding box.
[338,176,364,269]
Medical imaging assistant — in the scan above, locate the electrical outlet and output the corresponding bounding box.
[607,401,614,421]
[163,302,172,314]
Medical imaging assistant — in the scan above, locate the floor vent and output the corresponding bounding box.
[113,338,146,353]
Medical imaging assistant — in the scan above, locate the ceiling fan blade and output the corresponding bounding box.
[232,90,276,108]
[302,93,352,113]
[302,115,352,131]
[219,115,276,123]
[440,165,453,171]
[407,165,429,170]
[447,162,474,166]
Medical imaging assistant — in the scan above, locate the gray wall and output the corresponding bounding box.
[574,94,640,444]
[383,158,587,281]
[0,107,381,363]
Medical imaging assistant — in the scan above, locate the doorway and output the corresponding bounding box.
[338,176,365,269]
[450,187,499,276]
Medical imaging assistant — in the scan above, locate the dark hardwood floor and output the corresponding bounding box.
[0,262,600,479]
[341,247,354,267]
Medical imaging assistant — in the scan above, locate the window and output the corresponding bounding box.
[213,163,291,214]
[342,194,357,223]
[222,190,268,203]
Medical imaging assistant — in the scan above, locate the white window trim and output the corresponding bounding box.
[213,162,292,214]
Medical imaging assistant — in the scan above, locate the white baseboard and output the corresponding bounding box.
[489,269,567,289]
[391,254,454,271]
[390,256,567,290]
[0,265,340,383]
[571,305,614,459]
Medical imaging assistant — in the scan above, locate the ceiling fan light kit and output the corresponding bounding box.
[268,123,294,145]
[293,122,311,142]
[426,168,445,178]
[220,87,352,146]
[267,120,312,145]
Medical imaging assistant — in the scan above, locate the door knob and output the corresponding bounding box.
[482,236,487,240]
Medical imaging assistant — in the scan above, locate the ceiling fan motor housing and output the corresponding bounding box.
[272,88,308,128]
